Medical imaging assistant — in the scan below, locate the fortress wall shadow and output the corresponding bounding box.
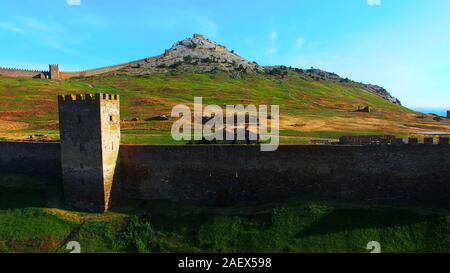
[0,142,449,205]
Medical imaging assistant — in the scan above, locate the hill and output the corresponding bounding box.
[0,35,449,144]
[111,34,400,105]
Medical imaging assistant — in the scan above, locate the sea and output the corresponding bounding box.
[410,107,449,117]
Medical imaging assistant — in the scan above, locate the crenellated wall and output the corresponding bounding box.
[0,67,46,78]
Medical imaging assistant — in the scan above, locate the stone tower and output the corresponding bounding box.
[49,64,60,80]
[58,93,120,212]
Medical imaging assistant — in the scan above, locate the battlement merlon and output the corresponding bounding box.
[58,93,119,104]
[0,67,46,73]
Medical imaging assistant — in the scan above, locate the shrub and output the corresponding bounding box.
[119,215,155,253]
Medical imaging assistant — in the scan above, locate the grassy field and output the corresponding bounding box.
[1,71,449,144]
[0,174,448,253]
[0,71,449,252]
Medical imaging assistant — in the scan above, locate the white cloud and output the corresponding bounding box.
[66,0,81,6]
[267,31,278,55]
[267,47,279,55]
[201,17,218,36]
[188,14,219,37]
[42,37,82,56]
[0,21,23,33]
[15,17,67,33]
[7,16,81,34]
[270,31,278,43]
[295,37,305,48]
[367,0,382,6]
[1,16,84,56]
[24,19,48,31]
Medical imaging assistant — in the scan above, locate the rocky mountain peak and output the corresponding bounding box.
[123,34,263,74]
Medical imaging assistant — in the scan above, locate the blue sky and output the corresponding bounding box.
[1,0,450,108]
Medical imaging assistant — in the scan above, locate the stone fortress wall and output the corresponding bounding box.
[118,144,450,203]
[0,92,449,212]
[0,67,47,79]
[0,141,61,178]
[0,64,60,79]
[58,55,165,80]
[0,142,449,210]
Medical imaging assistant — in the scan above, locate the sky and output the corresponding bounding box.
[0,0,450,108]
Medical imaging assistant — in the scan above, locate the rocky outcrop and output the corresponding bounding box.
[121,34,263,75]
[359,83,401,105]
[304,68,401,105]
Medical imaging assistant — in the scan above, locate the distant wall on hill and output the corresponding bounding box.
[0,67,46,79]
[0,55,165,80]
[59,59,149,79]
[59,54,163,79]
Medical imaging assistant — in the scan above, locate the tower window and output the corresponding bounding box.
[110,115,113,122]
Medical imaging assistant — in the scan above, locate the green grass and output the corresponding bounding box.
[0,173,448,253]
[108,200,450,253]
[121,129,181,145]
[1,200,448,253]
[0,208,75,242]
[0,70,425,144]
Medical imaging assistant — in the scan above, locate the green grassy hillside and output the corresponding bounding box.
[0,70,449,144]
[0,173,449,253]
